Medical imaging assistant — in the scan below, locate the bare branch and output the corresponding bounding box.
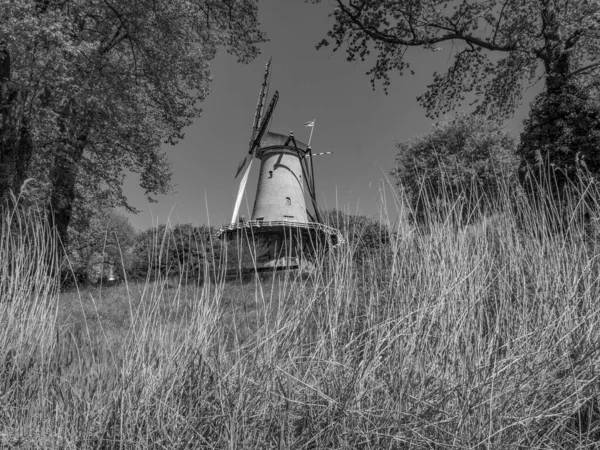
[569,61,600,78]
[492,0,511,47]
[334,0,516,52]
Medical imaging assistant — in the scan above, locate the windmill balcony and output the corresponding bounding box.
[216,220,346,247]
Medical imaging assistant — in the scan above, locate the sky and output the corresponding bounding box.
[122,0,540,232]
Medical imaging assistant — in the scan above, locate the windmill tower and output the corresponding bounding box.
[217,59,344,270]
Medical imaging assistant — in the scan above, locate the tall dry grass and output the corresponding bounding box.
[2,175,600,448]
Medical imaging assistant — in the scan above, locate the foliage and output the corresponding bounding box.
[323,209,393,264]
[129,224,213,281]
[392,113,519,224]
[0,0,266,244]
[65,209,137,285]
[518,80,600,189]
[310,0,600,118]
[128,224,269,282]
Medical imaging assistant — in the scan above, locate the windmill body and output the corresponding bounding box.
[252,132,308,223]
[217,60,344,271]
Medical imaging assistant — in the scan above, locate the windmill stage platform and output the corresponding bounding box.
[216,219,345,247]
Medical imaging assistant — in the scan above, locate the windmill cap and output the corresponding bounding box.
[261,131,308,151]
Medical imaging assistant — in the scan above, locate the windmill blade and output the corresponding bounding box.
[231,159,253,223]
[257,58,272,129]
[249,91,279,155]
[235,58,272,178]
[234,155,249,179]
[249,57,272,154]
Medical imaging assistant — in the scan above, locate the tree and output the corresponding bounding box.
[518,79,600,187]
[0,0,265,246]
[392,114,519,224]
[67,209,137,284]
[129,224,214,281]
[310,0,600,118]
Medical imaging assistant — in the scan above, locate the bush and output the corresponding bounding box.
[392,113,519,225]
[323,209,393,266]
[129,224,214,282]
[128,223,269,283]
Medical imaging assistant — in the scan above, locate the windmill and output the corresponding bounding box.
[216,58,344,271]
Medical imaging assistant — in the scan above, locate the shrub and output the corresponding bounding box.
[392,113,519,225]
[128,223,269,283]
[129,224,214,281]
[323,209,393,266]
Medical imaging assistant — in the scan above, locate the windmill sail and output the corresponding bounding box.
[235,58,273,179]
[249,57,272,154]
[234,156,249,179]
[249,91,279,155]
[231,159,253,224]
[257,59,272,129]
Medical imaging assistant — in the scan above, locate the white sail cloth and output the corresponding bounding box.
[231,159,253,224]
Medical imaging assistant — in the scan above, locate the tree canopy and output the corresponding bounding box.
[518,77,600,187]
[392,113,519,223]
[0,0,265,244]
[311,0,600,118]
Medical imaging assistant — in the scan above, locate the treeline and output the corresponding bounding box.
[64,219,234,286]
[62,210,394,287]
[62,209,395,287]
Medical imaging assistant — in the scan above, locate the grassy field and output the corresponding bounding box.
[2,182,600,449]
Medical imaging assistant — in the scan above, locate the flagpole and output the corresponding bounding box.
[307,119,315,147]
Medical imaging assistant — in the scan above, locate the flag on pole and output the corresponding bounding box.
[306,119,316,147]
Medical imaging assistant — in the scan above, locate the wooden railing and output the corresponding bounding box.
[216,220,346,245]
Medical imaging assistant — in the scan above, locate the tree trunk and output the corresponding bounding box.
[540,1,572,97]
[0,47,15,201]
[544,51,571,97]
[48,133,87,248]
[0,47,9,83]
[0,47,34,202]
[14,120,33,193]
